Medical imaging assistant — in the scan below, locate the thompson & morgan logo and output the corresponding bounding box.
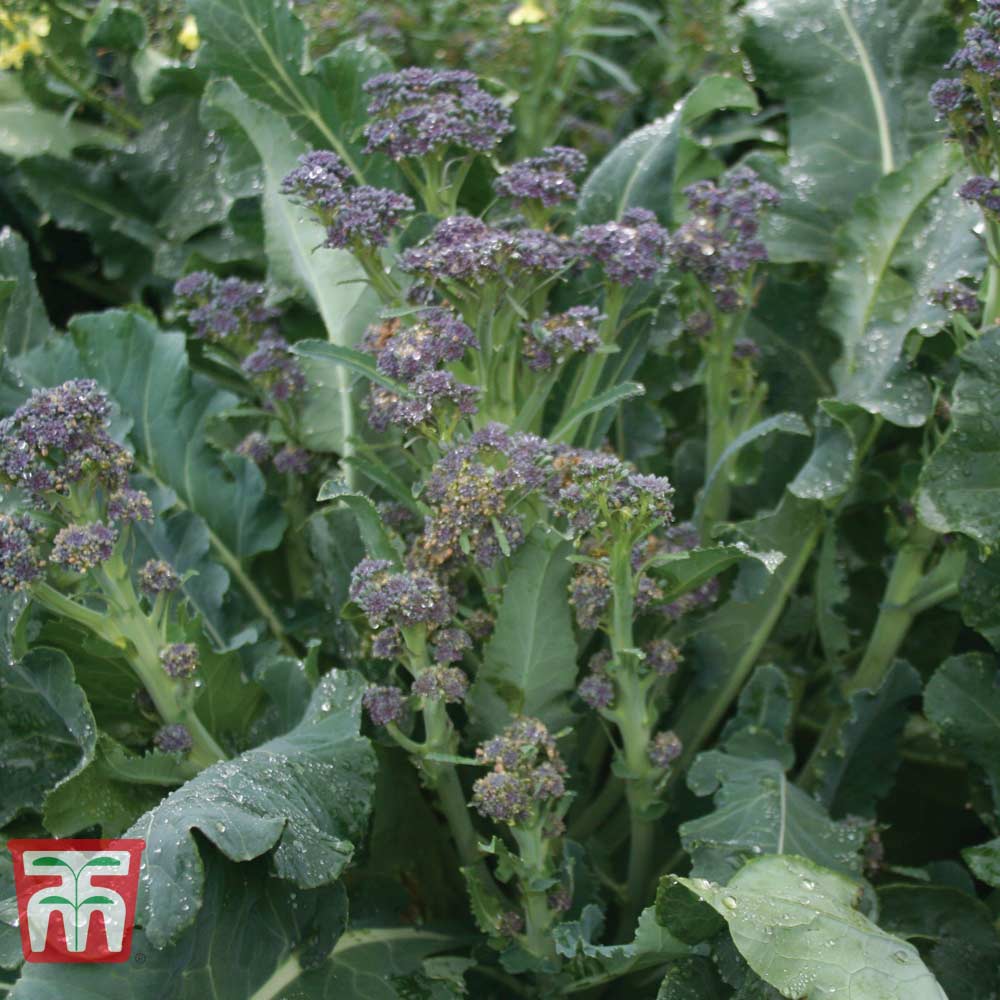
[7,838,145,963]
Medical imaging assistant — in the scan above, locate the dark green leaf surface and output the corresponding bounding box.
[924,653,1000,815]
[10,855,347,1000]
[469,529,579,735]
[0,226,53,357]
[744,0,955,218]
[126,671,375,947]
[577,75,758,225]
[822,144,978,426]
[0,648,95,826]
[919,329,1000,546]
[669,856,947,999]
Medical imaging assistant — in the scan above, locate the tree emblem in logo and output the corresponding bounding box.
[7,839,145,963]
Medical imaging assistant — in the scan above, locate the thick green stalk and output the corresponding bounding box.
[799,522,937,790]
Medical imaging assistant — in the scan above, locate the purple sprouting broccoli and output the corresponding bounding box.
[0,513,44,592]
[51,523,117,573]
[575,207,669,285]
[362,684,407,726]
[107,488,153,525]
[522,306,603,372]
[159,642,199,679]
[411,665,469,702]
[154,723,193,754]
[668,167,779,312]
[138,559,180,596]
[362,67,512,160]
[349,558,455,630]
[494,146,588,207]
[0,380,132,502]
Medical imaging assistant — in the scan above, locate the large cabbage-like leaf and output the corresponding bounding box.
[666,856,947,999]
[126,670,375,948]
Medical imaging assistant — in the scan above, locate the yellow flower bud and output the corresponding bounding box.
[178,15,200,51]
[508,0,547,26]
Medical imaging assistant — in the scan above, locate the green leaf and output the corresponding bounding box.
[577,75,759,225]
[654,879,725,946]
[822,143,978,426]
[672,494,824,779]
[960,551,1000,651]
[292,340,410,394]
[717,664,794,766]
[316,480,402,564]
[789,400,872,501]
[126,671,375,948]
[190,0,388,179]
[43,733,164,838]
[0,648,95,827]
[644,545,784,605]
[203,79,380,458]
[744,0,956,218]
[681,752,866,882]
[696,412,810,525]
[803,660,922,816]
[963,838,1000,888]
[83,0,147,50]
[814,524,852,667]
[924,653,1000,815]
[10,854,348,1000]
[656,956,729,1000]
[918,329,1000,547]
[878,883,1000,1000]
[13,156,162,286]
[0,78,118,161]
[550,381,645,443]
[468,529,579,736]
[669,856,947,1000]
[555,904,689,992]
[270,926,465,999]
[132,507,232,650]
[0,226,53,357]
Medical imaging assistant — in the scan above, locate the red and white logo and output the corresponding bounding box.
[7,838,145,963]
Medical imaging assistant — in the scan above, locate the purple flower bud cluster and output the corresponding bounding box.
[273,445,312,476]
[431,627,472,663]
[365,310,476,381]
[412,665,469,702]
[575,208,669,285]
[242,334,308,401]
[173,273,281,345]
[497,911,524,937]
[359,310,479,433]
[0,513,44,591]
[399,215,574,285]
[138,559,180,596]
[362,67,512,159]
[349,558,455,629]
[465,609,495,642]
[281,151,416,249]
[173,273,307,408]
[551,449,673,538]
[569,559,612,630]
[644,638,681,677]
[371,625,402,659]
[236,432,273,465]
[523,306,603,372]
[416,424,552,569]
[949,23,1000,78]
[648,730,682,769]
[668,167,779,312]
[929,78,967,116]
[159,642,199,679]
[473,717,567,826]
[960,175,1000,215]
[51,522,117,573]
[930,281,980,317]
[494,146,588,207]
[362,684,407,726]
[366,374,480,433]
[0,380,132,502]
[154,723,193,754]
[107,488,153,525]
[578,651,615,709]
